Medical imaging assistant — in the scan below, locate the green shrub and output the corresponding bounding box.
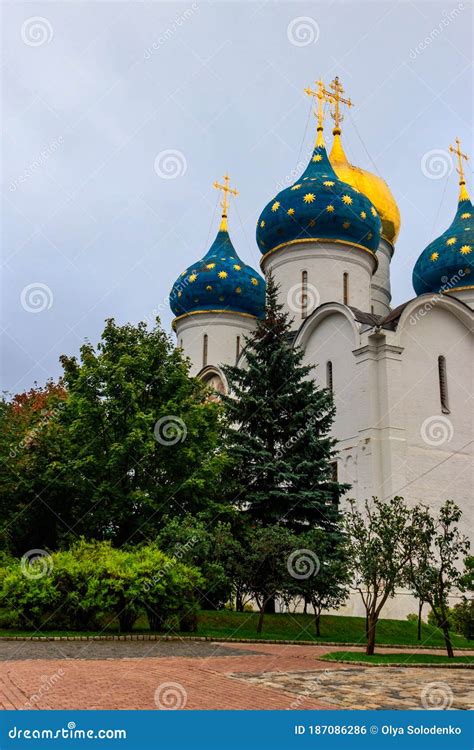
[0,541,203,633]
[451,599,474,639]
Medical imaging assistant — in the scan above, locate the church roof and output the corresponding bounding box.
[256,136,381,259]
[413,139,473,296]
[170,177,265,320]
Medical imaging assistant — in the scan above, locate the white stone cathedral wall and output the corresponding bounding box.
[262,241,376,327]
[174,312,257,376]
[371,239,392,316]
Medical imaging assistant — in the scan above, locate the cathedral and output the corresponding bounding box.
[169,78,473,618]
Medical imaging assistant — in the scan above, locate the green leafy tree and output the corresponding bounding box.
[408,500,469,657]
[344,496,422,655]
[222,274,348,532]
[287,527,351,636]
[236,524,296,633]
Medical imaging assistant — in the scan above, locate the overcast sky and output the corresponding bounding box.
[1,0,472,393]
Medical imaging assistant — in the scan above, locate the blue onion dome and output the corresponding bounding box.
[256,134,382,257]
[413,176,473,296]
[170,211,265,320]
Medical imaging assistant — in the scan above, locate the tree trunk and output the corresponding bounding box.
[314,611,321,637]
[303,597,308,615]
[257,605,265,634]
[235,587,243,613]
[366,613,377,655]
[442,626,454,658]
[417,601,423,641]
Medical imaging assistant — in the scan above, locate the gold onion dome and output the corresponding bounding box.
[330,134,401,245]
[324,75,400,245]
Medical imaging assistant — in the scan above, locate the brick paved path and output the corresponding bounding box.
[0,641,472,711]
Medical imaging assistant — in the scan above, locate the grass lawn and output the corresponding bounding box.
[0,610,472,649]
[321,651,474,665]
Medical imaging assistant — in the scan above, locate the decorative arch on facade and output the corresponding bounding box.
[197,365,228,399]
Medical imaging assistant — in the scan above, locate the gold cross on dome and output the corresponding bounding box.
[449,137,469,185]
[304,79,333,134]
[213,174,238,231]
[328,76,353,134]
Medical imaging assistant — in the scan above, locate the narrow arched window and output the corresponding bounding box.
[236,335,241,364]
[301,270,308,318]
[438,355,450,414]
[203,334,208,368]
[326,361,333,393]
[180,338,183,349]
[343,272,349,305]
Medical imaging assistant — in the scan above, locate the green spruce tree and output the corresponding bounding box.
[222,274,348,532]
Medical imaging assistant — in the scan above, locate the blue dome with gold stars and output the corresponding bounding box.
[170,226,265,320]
[413,186,473,296]
[256,139,382,257]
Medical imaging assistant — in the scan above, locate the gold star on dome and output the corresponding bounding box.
[323,180,335,187]
[233,264,241,270]
[218,271,228,279]
[343,221,351,229]
[287,208,295,215]
[342,195,352,205]
[371,207,377,216]
[272,201,280,212]
[326,204,335,213]
[460,245,472,255]
[291,184,302,191]
[206,285,213,291]
[251,278,259,285]
[206,263,216,269]
[188,273,197,282]
[180,271,187,276]
[235,287,242,294]
[461,212,471,219]
[260,220,265,228]
[303,193,316,204]
[360,211,367,219]
[430,252,439,261]
[177,291,182,297]
[367,232,373,240]
[312,154,323,162]
[308,219,316,227]
[446,237,457,246]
